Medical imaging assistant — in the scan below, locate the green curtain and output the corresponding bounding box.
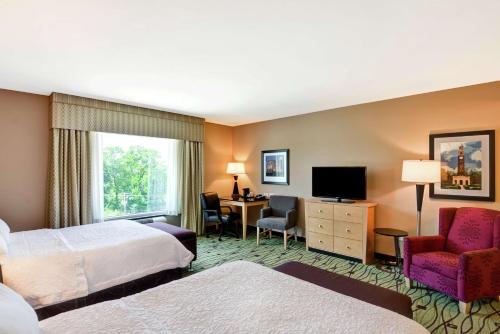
[48,129,92,228]
[180,140,204,235]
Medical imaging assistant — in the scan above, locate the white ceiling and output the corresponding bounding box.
[1,1,499,126]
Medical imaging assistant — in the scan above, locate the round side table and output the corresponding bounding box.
[374,228,408,269]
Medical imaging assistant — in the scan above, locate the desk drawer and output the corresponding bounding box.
[334,221,362,241]
[307,202,333,220]
[308,231,334,252]
[307,217,334,235]
[334,237,362,258]
[334,205,363,223]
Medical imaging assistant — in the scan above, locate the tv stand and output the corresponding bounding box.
[321,198,356,204]
[305,199,377,264]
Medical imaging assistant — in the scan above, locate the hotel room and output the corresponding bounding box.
[0,1,499,333]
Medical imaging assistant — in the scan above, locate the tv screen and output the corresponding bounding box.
[312,167,367,200]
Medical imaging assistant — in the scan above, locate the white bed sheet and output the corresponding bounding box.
[39,261,428,334]
[2,220,194,308]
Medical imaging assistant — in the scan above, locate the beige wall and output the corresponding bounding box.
[0,89,50,231]
[204,122,234,196]
[231,82,500,255]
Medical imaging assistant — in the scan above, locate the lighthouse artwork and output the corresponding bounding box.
[430,130,495,201]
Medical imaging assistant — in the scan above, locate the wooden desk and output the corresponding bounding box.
[220,198,269,240]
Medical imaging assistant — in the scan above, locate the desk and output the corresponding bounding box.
[220,198,269,240]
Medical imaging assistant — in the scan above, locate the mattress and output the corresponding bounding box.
[39,261,428,334]
[1,220,194,308]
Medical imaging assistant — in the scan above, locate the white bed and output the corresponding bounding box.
[0,220,194,309]
[38,261,428,334]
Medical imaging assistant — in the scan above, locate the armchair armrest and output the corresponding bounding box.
[286,209,298,226]
[203,209,218,215]
[403,235,446,276]
[458,247,500,302]
[260,207,272,219]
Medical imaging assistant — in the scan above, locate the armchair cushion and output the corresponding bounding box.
[404,235,446,277]
[458,247,500,302]
[445,207,498,254]
[412,251,459,280]
[256,217,287,231]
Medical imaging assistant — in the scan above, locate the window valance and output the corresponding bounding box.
[50,93,205,142]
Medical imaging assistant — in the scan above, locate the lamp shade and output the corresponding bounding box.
[226,162,246,174]
[402,160,441,183]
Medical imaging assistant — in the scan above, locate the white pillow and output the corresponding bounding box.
[0,283,40,334]
[0,218,10,243]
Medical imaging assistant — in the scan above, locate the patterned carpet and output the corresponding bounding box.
[190,232,500,334]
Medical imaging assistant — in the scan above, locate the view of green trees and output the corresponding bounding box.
[103,146,167,217]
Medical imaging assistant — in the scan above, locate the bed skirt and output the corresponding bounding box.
[36,268,182,320]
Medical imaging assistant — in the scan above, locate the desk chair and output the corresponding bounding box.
[200,192,241,241]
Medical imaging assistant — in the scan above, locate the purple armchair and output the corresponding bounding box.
[404,207,500,314]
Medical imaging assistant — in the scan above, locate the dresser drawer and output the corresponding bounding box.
[334,221,362,241]
[307,231,334,252]
[307,217,334,235]
[334,205,363,223]
[307,202,333,220]
[334,237,362,258]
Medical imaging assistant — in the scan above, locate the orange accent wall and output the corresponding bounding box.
[0,89,50,231]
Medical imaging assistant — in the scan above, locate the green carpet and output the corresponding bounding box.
[190,233,500,334]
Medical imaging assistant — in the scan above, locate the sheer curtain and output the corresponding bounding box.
[90,132,104,223]
[165,139,181,215]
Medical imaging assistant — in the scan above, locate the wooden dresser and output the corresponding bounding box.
[305,199,376,264]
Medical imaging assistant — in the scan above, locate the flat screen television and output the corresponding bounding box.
[312,166,367,202]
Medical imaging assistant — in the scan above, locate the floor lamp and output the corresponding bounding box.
[226,162,246,200]
[401,160,441,236]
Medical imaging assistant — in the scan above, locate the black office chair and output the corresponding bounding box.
[200,192,241,240]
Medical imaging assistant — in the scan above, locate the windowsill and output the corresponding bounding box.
[104,211,174,221]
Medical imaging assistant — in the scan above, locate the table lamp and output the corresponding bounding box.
[226,162,246,200]
[401,160,440,236]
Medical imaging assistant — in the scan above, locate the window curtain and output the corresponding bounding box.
[180,141,204,235]
[48,129,92,228]
[48,93,204,228]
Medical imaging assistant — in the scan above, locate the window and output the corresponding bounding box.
[99,133,179,219]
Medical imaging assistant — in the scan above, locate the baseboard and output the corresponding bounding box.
[374,252,400,264]
[308,248,362,263]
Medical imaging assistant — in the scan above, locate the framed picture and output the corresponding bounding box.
[429,130,495,201]
[261,149,289,185]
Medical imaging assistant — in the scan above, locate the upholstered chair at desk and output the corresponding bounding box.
[256,195,298,250]
[200,192,241,241]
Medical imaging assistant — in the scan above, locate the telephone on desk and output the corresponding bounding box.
[242,192,266,202]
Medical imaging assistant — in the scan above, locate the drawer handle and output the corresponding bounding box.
[346,245,351,250]
[319,240,323,244]
[318,224,323,228]
[346,228,351,233]
[345,212,351,216]
[318,209,323,213]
